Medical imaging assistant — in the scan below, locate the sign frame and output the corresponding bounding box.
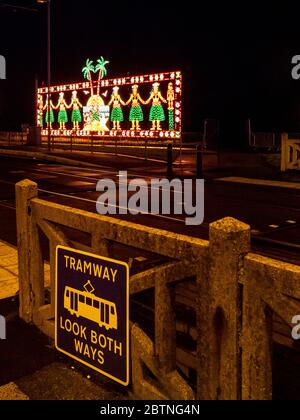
[55,245,130,386]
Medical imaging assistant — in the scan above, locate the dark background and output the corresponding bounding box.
[1,0,300,147]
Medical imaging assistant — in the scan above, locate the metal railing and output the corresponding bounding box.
[43,135,182,162]
[250,132,280,151]
[0,131,27,145]
[281,133,300,171]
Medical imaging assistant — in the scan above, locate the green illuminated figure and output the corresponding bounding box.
[145,82,167,130]
[126,84,145,131]
[43,95,55,130]
[70,91,83,130]
[54,92,70,130]
[108,86,125,130]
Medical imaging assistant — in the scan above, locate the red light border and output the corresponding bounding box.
[37,71,182,139]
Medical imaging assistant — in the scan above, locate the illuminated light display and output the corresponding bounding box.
[167,82,175,131]
[126,84,145,131]
[37,58,182,139]
[108,86,125,130]
[37,94,44,128]
[54,92,69,131]
[43,95,55,130]
[144,82,167,131]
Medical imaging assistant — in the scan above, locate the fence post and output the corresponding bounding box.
[281,133,288,172]
[197,217,250,400]
[15,180,44,323]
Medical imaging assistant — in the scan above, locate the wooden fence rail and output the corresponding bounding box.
[16,179,300,400]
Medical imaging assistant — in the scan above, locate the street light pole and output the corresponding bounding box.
[47,0,51,152]
[37,0,51,152]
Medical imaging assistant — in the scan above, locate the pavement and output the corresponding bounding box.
[0,362,127,400]
[0,240,50,300]
[0,239,127,400]
[0,241,19,300]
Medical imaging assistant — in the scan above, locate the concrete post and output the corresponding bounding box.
[15,180,44,322]
[197,217,250,400]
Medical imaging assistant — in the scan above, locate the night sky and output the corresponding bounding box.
[1,1,300,147]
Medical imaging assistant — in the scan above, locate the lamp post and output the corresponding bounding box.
[37,0,51,152]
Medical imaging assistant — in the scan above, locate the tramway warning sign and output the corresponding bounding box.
[55,246,129,386]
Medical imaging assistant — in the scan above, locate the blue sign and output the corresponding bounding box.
[55,246,129,386]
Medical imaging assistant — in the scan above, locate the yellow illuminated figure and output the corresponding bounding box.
[126,85,145,131]
[167,82,175,110]
[37,94,44,128]
[145,82,167,131]
[64,285,118,330]
[53,92,70,131]
[43,94,55,130]
[167,82,175,130]
[69,91,83,130]
[108,86,125,130]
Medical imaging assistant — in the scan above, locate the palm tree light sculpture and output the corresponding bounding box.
[82,57,110,131]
